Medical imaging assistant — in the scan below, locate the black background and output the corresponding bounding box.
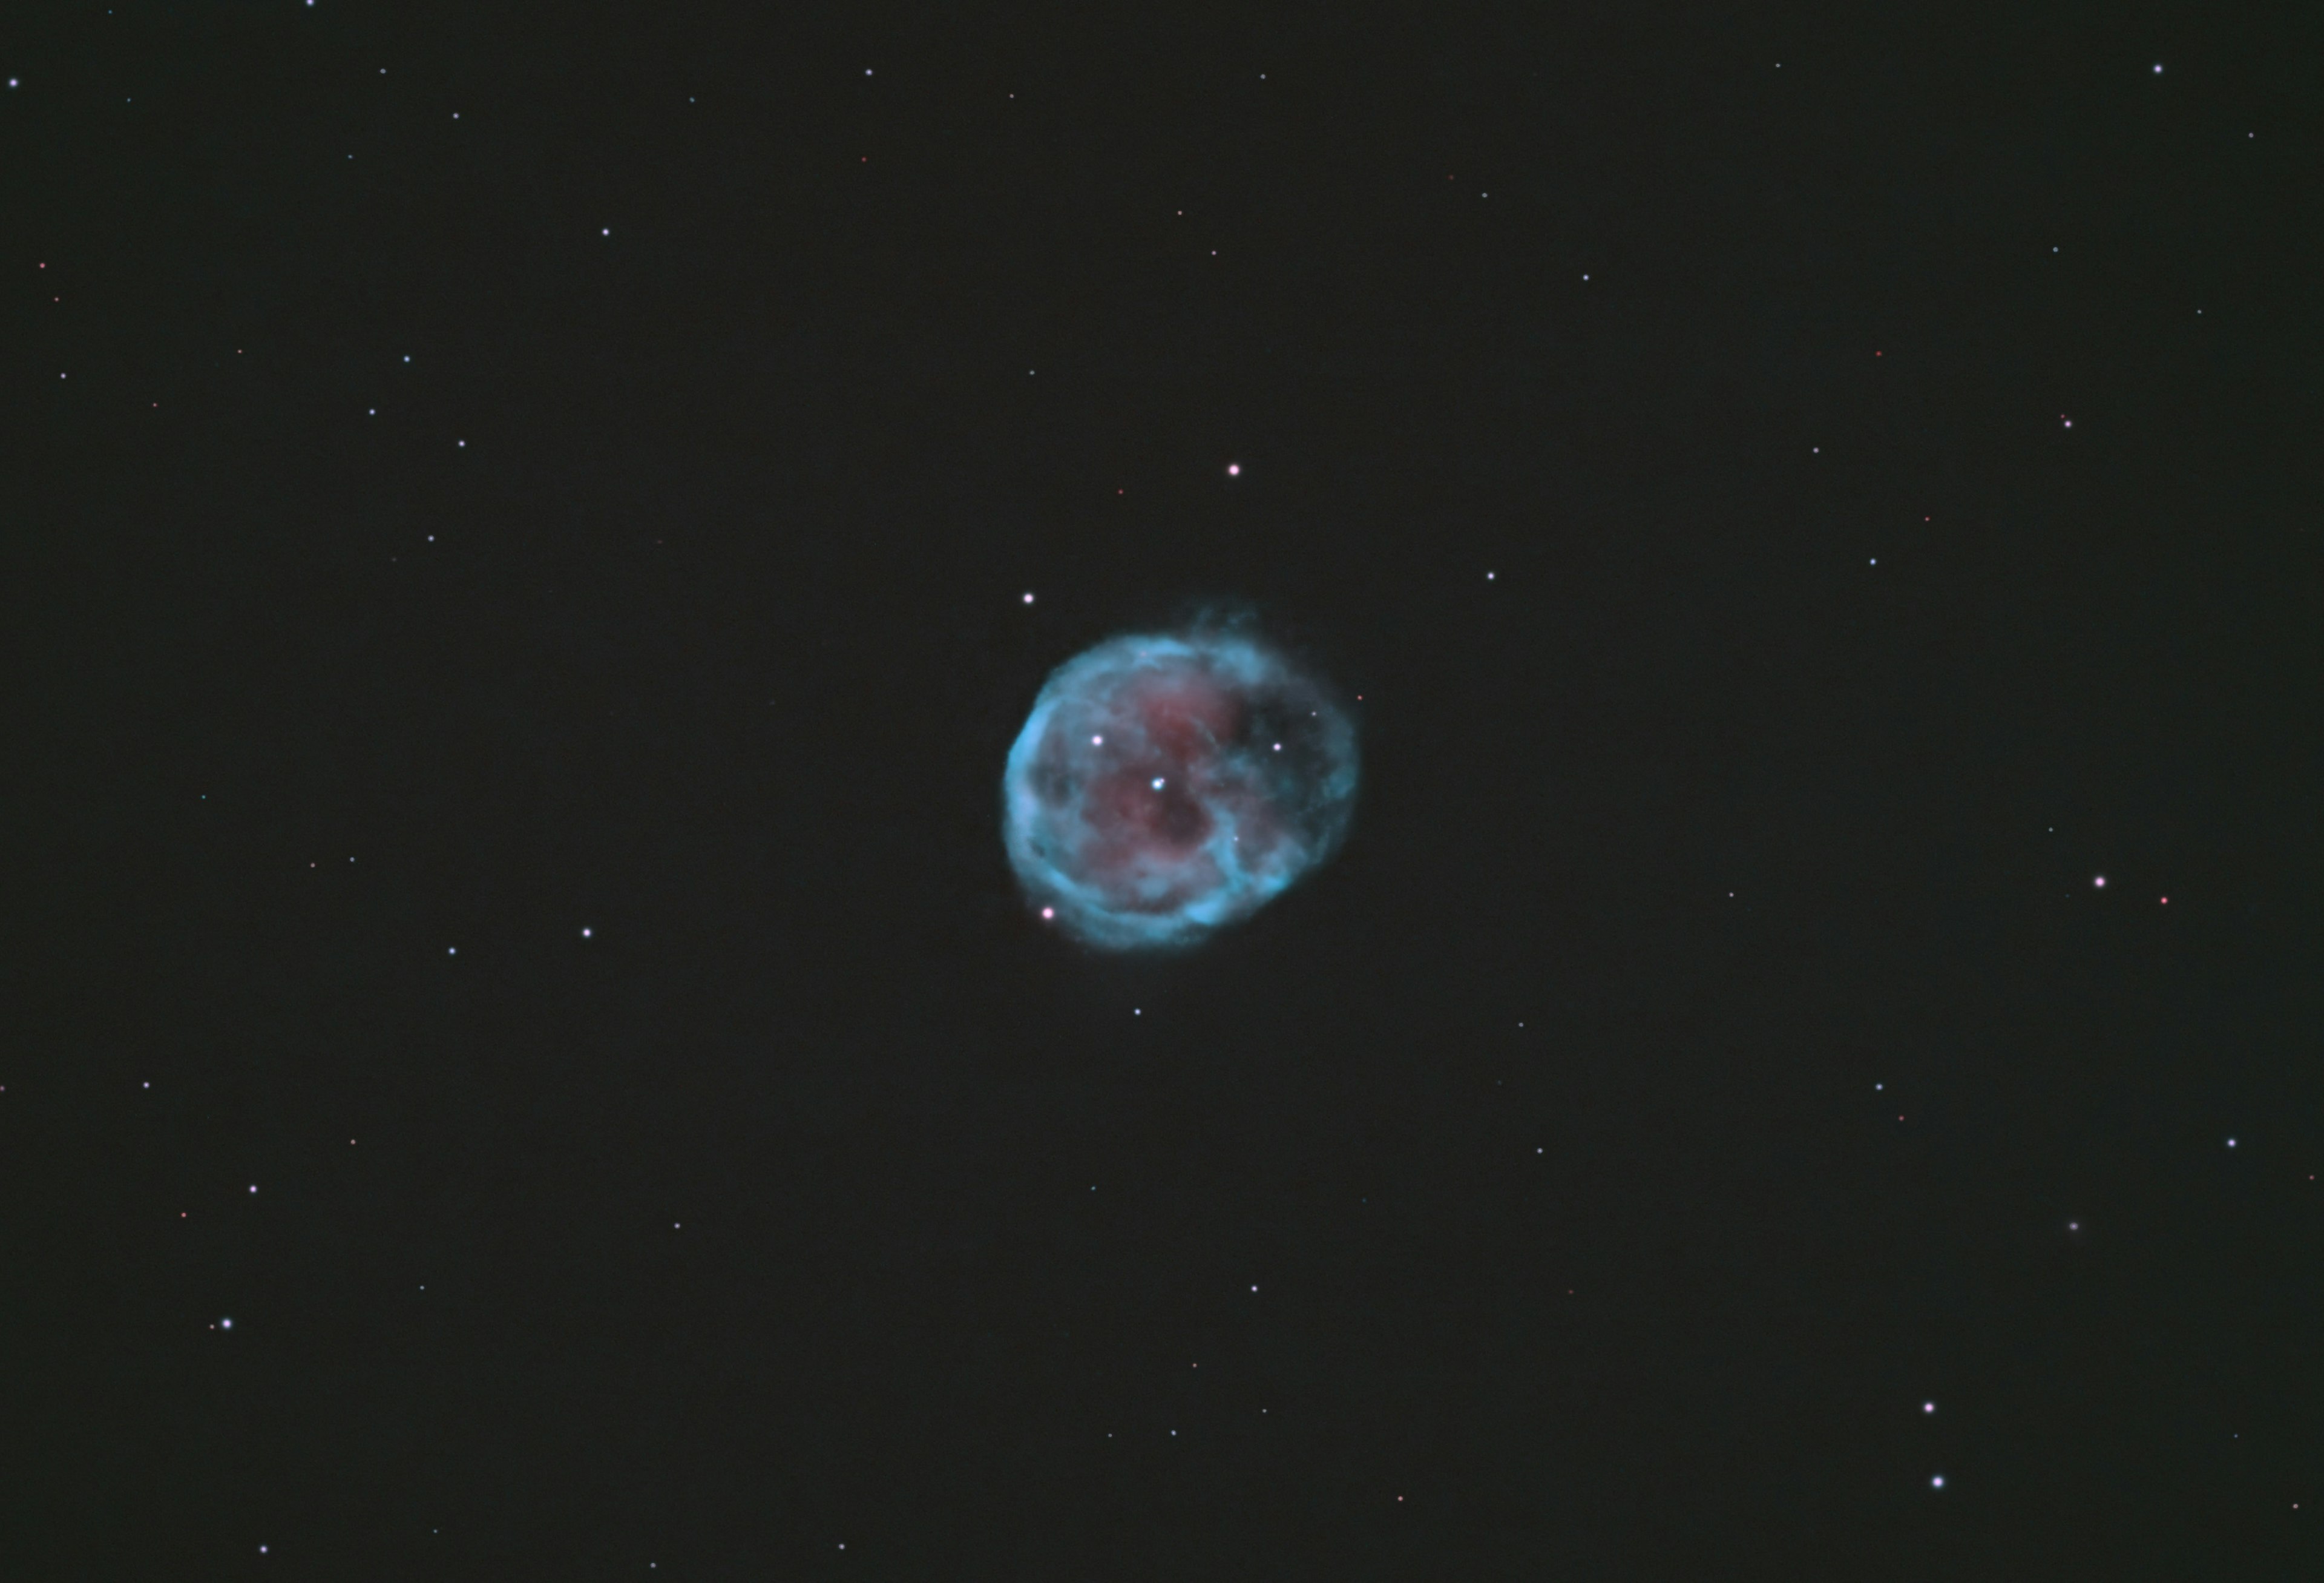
[8,1,2319,1576]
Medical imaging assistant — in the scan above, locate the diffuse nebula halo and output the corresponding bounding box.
[1002,624,1359,949]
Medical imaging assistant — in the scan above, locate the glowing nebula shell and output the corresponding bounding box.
[1002,627,1359,949]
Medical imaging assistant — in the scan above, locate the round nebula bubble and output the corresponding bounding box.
[1002,624,1359,949]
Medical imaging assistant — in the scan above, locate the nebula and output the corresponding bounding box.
[1002,624,1359,949]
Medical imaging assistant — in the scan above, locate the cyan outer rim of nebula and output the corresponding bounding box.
[1002,625,1359,950]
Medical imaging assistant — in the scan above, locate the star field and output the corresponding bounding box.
[7,1,2314,1575]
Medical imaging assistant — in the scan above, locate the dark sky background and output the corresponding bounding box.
[9,1,2319,1576]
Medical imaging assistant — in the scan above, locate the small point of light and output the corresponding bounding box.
[1152,777,1165,790]
[2153,63,2163,73]
[220,1317,234,1329]
[1486,570,1495,579]
[580,927,592,938]
[1226,462,1240,476]
[1091,734,1103,745]
[1923,1401,1935,1414]
[1040,906,1055,920]
[2227,1138,2237,1148]
[1931,1475,1945,1489]
[1022,591,1034,603]
[2093,875,2106,887]
[2069,1221,2080,1230]
[2160,896,2168,904]
[447,947,456,955]
[601,228,609,235]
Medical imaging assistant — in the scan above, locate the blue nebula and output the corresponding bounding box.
[1002,626,1359,949]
